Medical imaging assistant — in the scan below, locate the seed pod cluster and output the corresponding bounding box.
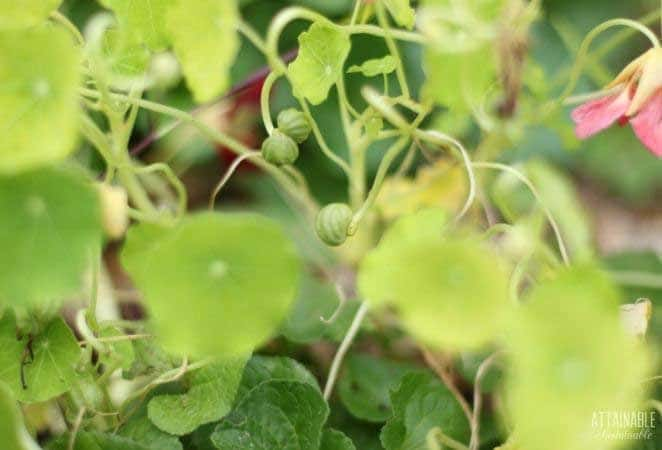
[277,108,312,143]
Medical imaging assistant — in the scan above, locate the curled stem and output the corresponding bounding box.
[469,352,503,450]
[209,152,262,209]
[261,72,281,135]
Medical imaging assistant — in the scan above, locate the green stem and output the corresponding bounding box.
[350,0,363,26]
[261,72,281,135]
[375,2,410,98]
[49,11,85,46]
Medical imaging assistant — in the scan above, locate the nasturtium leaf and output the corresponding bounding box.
[321,429,356,450]
[0,383,29,450]
[98,0,174,51]
[381,372,470,450]
[382,0,415,29]
[166,0,239,103]
[0,313,81,403]
[0,0,62,28]
[348,55,397,77]
[211,380,329,450]
[101,28,151,80]
[148,356,248,436]
[47,432,153,450]
[358,208,510,350]
[423,46,496,112]
[505,265,652,450]
[288,22,351,105]
[237,355,319,401]
[338,354,416,422]
[0,167,102,307]
[0,27,81,173]
[121,212,300,358]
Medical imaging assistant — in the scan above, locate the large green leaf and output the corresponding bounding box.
[166,0,239,103]
[505,265,652,450]
[0,313,81,403]
[0,383,29,450]
[380,372,470,450]
[237,355,319,401]
[98,0,174,51]
[358,208,510,350]
[121,212,300,358]
[338,354,415,422]
[288,22,351,105]
[0,167,102,307]
[119,401,182,450]
[0,27,81,173]
[211,380,329,450]
[148,357,248,436]
[0,0,62,28]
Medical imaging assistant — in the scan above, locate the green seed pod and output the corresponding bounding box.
[277,108,312,143]
[316,203,353,246]
[261,130,299,166]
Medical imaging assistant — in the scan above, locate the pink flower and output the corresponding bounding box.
[571,47,662,157]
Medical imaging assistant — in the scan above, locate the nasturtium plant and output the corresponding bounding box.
[0,0,659,448]
[166,0,239,103]
[288,22,351,105]
[0,168,102,307]
[505,265,652,450]
[0,0,62,29]
[122,212,300,358]
[359,208,511,350]
[0,27,80,173]
[0,313,81,403]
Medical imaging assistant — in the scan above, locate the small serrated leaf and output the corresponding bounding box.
[288,22,351,105]
[147,357,248,436]
[211,380,329,450]
[348,55,397,77]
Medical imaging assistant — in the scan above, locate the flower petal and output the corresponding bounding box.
[630,90,662,157]
[627,47,662,115]
[571,88,630,139]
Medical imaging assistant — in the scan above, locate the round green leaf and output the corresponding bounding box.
[288,21,351,105]
[0,0,62,29]
[358,209,510,350]
[321,429,356,450]
[505,265,652,450]
[0,167,102,307]
[166,0,240,103]
[0,27,81,173]
[121,212,301,358]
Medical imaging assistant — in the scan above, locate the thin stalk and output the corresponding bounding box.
[375,2,410,98]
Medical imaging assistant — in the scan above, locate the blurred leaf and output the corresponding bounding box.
[280,274,343,344]
[383,0,415,29]
[148,357,248,436]
[167,0,239,102]
[348,55,397,77]
[0,383,27,450]
[321,429,356,450]
[98,0,173,51]
[338,354,416,422]
[0,313,81,403]
[101,28,151,78]
[211,380,329,450]
[121,212,300,358]
[288,22,351,105]
[380,371,470,450]
[119,398,183,450]
[358,208,511,350]
[506,265,652,450]
[0,0,62,28]
[0,167,102,307]
[123,337,175,380]
[0,27,81,173]
[98,326,135,371]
